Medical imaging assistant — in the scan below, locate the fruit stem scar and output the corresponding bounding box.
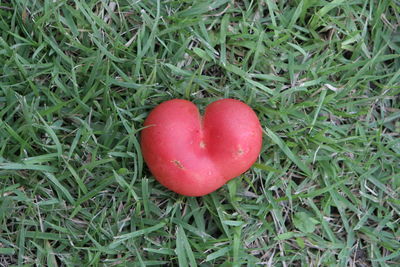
[199,113,207,149]
[172,160,184,169]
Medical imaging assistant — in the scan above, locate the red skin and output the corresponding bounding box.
[140,99,262,196]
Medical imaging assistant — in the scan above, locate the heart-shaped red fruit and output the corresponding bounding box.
[141,99,262,196]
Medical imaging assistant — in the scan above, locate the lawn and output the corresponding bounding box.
[0,0,399,266]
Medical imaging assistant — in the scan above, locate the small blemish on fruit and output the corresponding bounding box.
[237,147,244,155]
[200,141,206,149]
[172,160,184,169]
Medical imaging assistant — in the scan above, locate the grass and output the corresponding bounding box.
[0,0,399,266]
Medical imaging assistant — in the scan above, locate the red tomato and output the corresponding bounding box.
[140,99,262,196]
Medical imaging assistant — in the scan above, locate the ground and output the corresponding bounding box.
[0,0,399,266]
